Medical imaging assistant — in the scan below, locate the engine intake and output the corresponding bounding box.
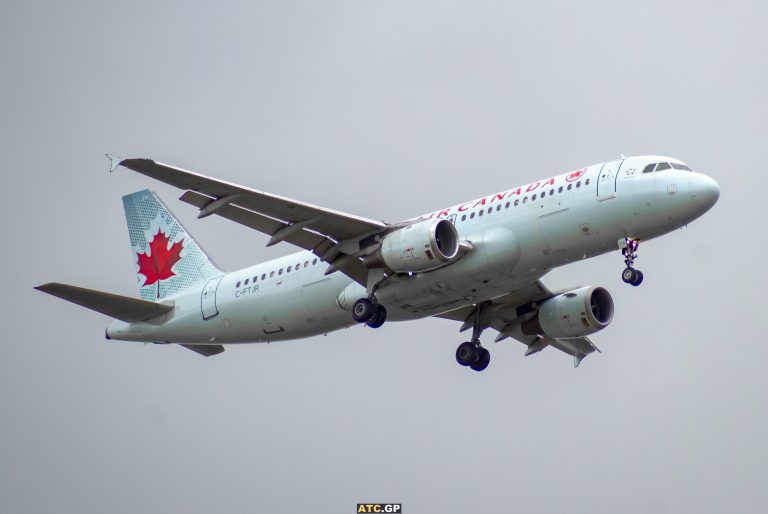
[522,286,614,339]
[366,219,460,273]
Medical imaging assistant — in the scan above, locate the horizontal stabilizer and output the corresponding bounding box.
[180,344,225,357]
[35,283,173,323]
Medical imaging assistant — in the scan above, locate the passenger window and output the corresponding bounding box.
[523,197,528,204]
[296,263,300,269]
[671,163,691,171]
[558,186,563,193]
[270,271,275,278]
[540,191,546,198]
[253,276,258,282]
[567,184,572,190]
[304,261,309,267]
[478,210,483,217]
[656,162,671,171]
[470,212,475,219]
[532,194,537,201]
[278,269,283,275]
[287,266,292,273]
[576,181,581,188]
[312,259,318,265]
[514,199,519,206]
[487,207,492,214]
[505,202,510,208]
[461,214,466,221]
[236,281,241,288]
[643,163,656,173]
[550,189,554,195]
[261,274,266,280]
[496,205,501,211]
[585,179,590,185]
[244,278,249,285]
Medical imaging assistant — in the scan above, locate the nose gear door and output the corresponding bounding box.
[597,160,623,200]
[201,276,224,320]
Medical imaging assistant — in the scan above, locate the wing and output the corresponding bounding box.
[435,280,601,367]
[112,157,388,285]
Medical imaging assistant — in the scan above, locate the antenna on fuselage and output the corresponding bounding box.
[620,153,626,159]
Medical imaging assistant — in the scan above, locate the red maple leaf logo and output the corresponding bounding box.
[137,229,184,298]
[566,168,586,182]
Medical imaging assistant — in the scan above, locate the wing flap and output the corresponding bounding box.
[180,190,369,285]
[179,190,326,249]
[35,283,173,323]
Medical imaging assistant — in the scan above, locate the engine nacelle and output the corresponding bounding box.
[368,219,460,273]
[522,286,614,339]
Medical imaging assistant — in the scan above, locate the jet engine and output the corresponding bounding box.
[521,286,614,339]
[365,219,460,273]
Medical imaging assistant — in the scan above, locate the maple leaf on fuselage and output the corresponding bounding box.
[137,229,184,298]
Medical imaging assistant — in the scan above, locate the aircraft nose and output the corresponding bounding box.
[689,173,720,213]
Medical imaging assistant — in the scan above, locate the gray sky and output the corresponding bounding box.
[2,1,766,513]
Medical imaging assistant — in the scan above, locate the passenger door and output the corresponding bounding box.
[596,160,623,200]
[201,276,224,320]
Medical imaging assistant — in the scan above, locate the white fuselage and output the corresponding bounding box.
[106,156,720,345]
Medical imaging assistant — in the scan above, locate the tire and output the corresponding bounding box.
[352,298,376,322]
[456,342,478,366]
[366,305,387,328]
[470,347,490,372]
[622,267,637,284]
[631,270,644,286]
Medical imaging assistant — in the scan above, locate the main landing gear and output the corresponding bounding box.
[456,342,490,372]
[352,297,387,328]
[621,237,644,286]
[455,301,493,372]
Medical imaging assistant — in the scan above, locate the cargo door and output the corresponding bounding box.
[539,208,581,254]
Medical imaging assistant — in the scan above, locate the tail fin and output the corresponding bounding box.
[122,189,223,301]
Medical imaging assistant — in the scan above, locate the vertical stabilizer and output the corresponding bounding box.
[122,189,223,301]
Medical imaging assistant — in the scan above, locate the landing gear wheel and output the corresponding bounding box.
[470,347,490,372]
[456,342,479,367]
[621,238,643,286]
[352,298,376,323]
[622,267,638,284]
[366,305,387,328]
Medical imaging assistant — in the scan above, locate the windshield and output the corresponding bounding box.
[643,162,692,173]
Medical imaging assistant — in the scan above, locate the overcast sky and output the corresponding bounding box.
[2,1,766,513]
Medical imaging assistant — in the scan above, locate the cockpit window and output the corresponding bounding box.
[643,161,691,173]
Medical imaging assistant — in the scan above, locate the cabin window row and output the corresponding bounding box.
[236,258,319,288]
[459,179,589,222]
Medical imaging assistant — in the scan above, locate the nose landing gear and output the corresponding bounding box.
[620,237,644,286]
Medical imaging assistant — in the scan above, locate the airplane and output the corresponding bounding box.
[35,155,719,370]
